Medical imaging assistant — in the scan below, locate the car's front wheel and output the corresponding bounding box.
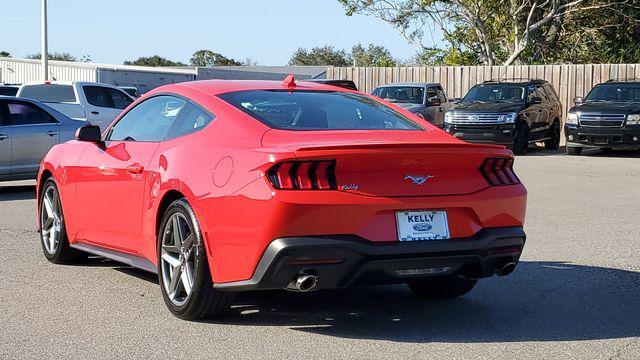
[39,179,83,264]
[157,198,233,320]
[407,276,477,299]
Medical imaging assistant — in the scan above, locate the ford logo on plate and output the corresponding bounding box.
[412,223,432,232]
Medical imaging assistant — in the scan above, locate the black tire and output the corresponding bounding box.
[157,198,233,320]
[566,146,582,155]
[513,123,529,155]
[38,179,84,264]
[544,122,561,150]
[407,276,477,299]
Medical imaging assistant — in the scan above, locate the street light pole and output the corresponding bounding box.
[41,0,48,82]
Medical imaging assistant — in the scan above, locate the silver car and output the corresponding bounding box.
[371,82,450,127]
[0,96,86,181]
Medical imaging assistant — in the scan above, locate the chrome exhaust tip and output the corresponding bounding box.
[496,262,517,277]
[288,273,318,292]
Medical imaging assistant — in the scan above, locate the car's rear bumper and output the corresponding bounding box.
[213,226,525,292]
[565,125,640,149]
[444,124,516,145]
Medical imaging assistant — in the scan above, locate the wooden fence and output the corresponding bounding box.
[327,64,640,121]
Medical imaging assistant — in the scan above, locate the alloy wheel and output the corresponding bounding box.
[40,185,63,255]
[160,213,197,306]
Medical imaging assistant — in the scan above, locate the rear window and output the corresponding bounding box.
[218,90,423,131]
[19,84,77,103]
[0,87,18,96]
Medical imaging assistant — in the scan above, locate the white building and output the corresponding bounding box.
[1,57,327,94]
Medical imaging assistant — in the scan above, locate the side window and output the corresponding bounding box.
[164,103,214,140]
[426,87,438,100]
[371,88,381,97]
[527,85,547,102]
[5,102,55,125]
[435,87,447,102]
[108,88,133,110]
[544,85,559,102]
[109,96,186,142]
[83,86,111,108]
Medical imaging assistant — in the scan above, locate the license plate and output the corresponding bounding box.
[396,210,450,241]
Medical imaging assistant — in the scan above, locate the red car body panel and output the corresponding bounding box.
[38,80,527,285]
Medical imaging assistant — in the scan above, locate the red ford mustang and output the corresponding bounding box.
[37,77,527,320]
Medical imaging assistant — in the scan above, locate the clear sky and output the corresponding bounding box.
[0,0,429,65]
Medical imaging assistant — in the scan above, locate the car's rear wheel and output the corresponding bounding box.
[513,123,529,155]
[39,179,83,264]
[407,276,477,299]
[544,122,561,150]
[566,146,583,155]
[157,198,233,320]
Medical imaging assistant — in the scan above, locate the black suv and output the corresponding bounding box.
[565,80,640,155]
[444,79,562,154]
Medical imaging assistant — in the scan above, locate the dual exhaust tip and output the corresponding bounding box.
[287,263,515,291]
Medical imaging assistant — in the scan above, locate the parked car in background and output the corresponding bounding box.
[17,81,134,130]
[302,79,358,91]
[371,82,449,126]
[38,78,526,320]
[119,86,141,98]
[0,84,20,96]
[444,79,562,154]
[0,96,85,181]
[565,80,640,155]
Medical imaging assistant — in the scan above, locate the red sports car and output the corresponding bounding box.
[37,77,527,320]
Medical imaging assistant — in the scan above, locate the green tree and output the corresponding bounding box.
[26,52,77,61]
[288,46,352,66]
[123,55,186,67]
[0,51,10,58]
[339,0,639,66]
[352,43,397,66]
[190,50,242,67]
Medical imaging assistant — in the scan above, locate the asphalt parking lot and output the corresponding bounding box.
[1,149,639,360]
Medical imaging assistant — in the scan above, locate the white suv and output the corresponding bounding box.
[17,81,134,130]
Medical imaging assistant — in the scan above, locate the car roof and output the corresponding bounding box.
[154,79,354,96]
[480,78,548,85]
[603,79,640,84]
[19,81,117,87]
[375,82,441,88]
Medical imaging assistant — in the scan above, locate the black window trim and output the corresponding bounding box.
[216,89,425,132]
[0,99,59,127]
[104,93,216,142]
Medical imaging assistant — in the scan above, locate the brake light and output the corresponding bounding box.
[267,160,337,190]
[480,158,520,186]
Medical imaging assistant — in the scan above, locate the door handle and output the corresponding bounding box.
[0,134,7,140]
[126,164,144,174]
[47,131,58,137]
[91,111,100,115]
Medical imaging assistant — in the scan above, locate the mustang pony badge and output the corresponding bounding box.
[404,175,434,186]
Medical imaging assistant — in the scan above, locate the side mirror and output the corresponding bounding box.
[573,96,584,105]
[529,97,542,104]
[75,125,102,143]
[427,96,441,106]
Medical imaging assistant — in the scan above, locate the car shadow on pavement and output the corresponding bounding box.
[0,185,36,201]
[211,261,639,343]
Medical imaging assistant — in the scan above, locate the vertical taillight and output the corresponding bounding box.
[480,158,520,186]
[268,160,337,190]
